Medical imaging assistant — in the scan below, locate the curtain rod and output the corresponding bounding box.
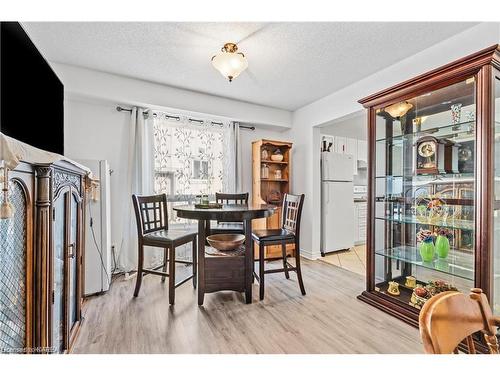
[116,105,255,130]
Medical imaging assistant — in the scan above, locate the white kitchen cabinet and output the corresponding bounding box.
[353,205,359,243]
[334,136,347,154]
[345,138,357,156]
[346,138,358,174]
[354,201,367,244]
[357,140,367,162]
[322,136,367,170]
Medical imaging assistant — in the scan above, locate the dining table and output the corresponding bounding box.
[173,203,276,305]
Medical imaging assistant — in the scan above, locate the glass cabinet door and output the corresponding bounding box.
[68,192,79,332]
[52,188,81,353]
[493,73,500,314]
[373,77,476,308]
[52,192,66,353]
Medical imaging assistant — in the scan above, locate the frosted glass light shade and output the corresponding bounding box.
[385,101,413,118]
[212,43,248,82]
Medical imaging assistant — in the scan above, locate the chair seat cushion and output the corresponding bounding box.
[143,229,197,246]
[252,229,295,242]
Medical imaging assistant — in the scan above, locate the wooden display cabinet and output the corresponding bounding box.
[357,45,500,351]
[252,139,294,259]
[0,159,87,354]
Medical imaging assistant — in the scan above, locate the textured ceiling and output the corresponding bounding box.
[22,22,477,111]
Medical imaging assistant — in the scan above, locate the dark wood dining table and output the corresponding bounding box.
[173,204,276,305]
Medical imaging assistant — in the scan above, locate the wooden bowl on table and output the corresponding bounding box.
[206,234,245,251]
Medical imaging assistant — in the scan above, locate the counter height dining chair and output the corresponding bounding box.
[132,194,197,305]
[209,192,249,235]
[252,193,306,300]
[419,288,500,354]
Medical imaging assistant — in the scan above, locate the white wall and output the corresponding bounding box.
[53,63,292,129]
[63,96,131,257]
[287,22,500,259]
[320,112,367,141]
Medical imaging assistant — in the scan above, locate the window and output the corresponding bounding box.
[192,159,209,180]
[152,112,235,224]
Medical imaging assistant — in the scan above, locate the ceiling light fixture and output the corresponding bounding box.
[211,42,248,82]
[384,101,413,119]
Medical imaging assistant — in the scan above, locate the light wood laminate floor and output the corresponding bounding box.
[72,259,422,354]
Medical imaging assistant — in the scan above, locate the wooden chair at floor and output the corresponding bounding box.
[209,192,249,235]
[419,288,500,354]
[252,193,306,300]
[132,194,197,305]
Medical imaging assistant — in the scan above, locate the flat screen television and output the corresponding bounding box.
[0,22,64,155]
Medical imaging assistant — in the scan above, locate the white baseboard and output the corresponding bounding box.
[300,247,320,260]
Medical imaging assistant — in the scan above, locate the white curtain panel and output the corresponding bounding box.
[228,122,243,193]
[117,107,161,272]
[235,122,243,192]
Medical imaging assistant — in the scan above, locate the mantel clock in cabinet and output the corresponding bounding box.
[358,45,500,351]
[252,139,293,259]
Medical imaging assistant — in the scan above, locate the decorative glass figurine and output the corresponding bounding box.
[451,103,462,124]
[387,281,400,296]
[261,148,269,160]
[261,164,269,179]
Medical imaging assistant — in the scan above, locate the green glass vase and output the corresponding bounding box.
[419,239,435,262]
[435,235,450,259]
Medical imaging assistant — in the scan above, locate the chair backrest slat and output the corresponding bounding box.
[132,194,169,237]
[419,288,500,354]
[281,193,304,236]
[215,192,249,205]
[215,192,249,223]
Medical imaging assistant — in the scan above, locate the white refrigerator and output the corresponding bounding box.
[321,152,355,255]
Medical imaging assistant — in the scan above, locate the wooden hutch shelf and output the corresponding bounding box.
[260,160,289,165]
[252,139,293,259]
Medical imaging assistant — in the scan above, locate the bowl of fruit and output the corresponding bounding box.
[410,280,458,309]
[410,286,430,308]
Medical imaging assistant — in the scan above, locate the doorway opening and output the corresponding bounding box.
[318,111,367,276]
